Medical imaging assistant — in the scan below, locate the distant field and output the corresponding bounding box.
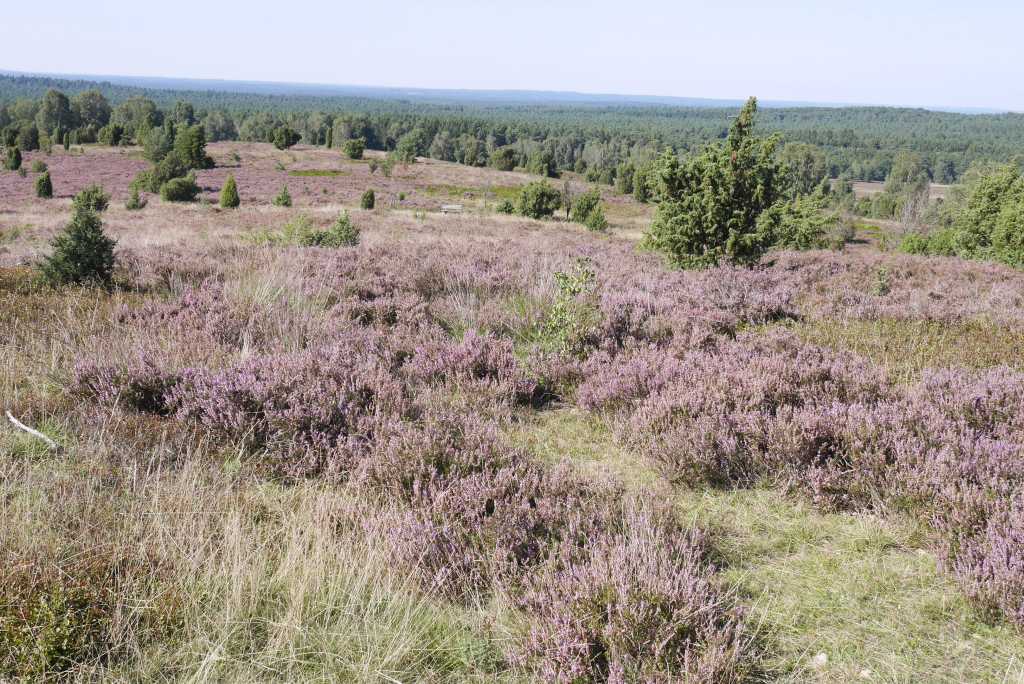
[850,180,950,200]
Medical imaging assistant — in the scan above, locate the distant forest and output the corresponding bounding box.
[3,73,1024,183]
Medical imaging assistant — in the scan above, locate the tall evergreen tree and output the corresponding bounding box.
[645,97,789,269]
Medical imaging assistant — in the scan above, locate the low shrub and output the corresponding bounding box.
[272,185,292,207]
[517,180,561,219]
[72,184,110,212]
[160,174,200,203]
[39,206,116,286]
[304,211,360,248]
[343,137,365,160]
[125,188,146,210]
[35,171,53,198]
[219,173,240,208]
[361,189,375,210]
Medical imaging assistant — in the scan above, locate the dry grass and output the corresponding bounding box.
[784,318,1024,383]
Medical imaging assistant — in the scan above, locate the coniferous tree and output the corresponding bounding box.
[646,97,789,269]
[40,205,116,286]
[35,171,52,198]
[220,174,240,208]
[272,185,293,207]
[360,189,375,209]
[4,146,21,171]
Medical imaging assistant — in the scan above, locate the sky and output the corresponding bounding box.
[4,0,1023,111]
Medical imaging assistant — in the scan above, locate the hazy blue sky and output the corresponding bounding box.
[5,0,1023,110]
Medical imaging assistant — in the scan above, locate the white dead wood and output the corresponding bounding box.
[6,410,60,451]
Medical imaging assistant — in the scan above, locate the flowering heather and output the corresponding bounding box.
[14,145,1024,679]
[516,505,748,683]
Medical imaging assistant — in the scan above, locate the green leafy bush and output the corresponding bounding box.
[35,171,52,198]
[131,151,189,194]
[273,126,300,150]
[39,206,116,286]
[496,199,515,214]
[517,180,562,219]
[72,185,110,212]
[272,185,293,207]
[30,159,47,173]
[97,123,123,146]
[755,193,837,251]
[219,173,240,208]
[360,189,375,210]
[305,211,360,247]
[343,138,365,160]
[897,164,1024,267]
[541,258,599,356]
[570,187,607,230]
[160,174,200,202]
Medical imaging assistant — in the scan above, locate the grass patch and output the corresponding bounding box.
[424,184,520,201]
[517,409,1024,683]
[681,489,1024,683]
[784,318,1024,382]
[289,169,350,177]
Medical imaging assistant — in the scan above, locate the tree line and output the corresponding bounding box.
[4,75,1024,184]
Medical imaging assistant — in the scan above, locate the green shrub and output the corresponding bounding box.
[360,189,375,210]
[525,150,558,178]
[393,132,420,163]
[35,171,52,198]
[517,180,562,219]
[160,174,200,202]
[645,97,788,269]
[304,211,360,247]
[219,173,240,208]
[992,194,1024,267]
[272,126,300,150]
[583,206,608,231]
[125,188,146,210]
[97,123,123,146]
[541,258,599,356]
[30,159,47,173]
[72,185,110,212]
[39,206,116,286]
[490,147,518,172]
[142,121,176,163]
[343,138,365,160]
[755,193,837,251]
[272,185,293,207]
[4,147,21,171]
[0,582,111,679]
[131,151,189,194]
[174,124,214,170]
[570,188,599,223]
[496,199,515,214]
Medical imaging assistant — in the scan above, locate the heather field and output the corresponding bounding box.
[4,143,1024,682]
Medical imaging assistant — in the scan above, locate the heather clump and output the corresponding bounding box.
[383,461,620,599]
[169,339,408,463]
[515,504,749,683]
[407,329,538,407]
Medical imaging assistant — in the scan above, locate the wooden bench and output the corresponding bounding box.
[440,204,463,214]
